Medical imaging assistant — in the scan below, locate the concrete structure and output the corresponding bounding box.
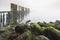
[0,11,8,27]
[0,0,30,27]
[0,0,29,11]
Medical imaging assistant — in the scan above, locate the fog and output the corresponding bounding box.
[0,0,60,23]
[22,0,60,23]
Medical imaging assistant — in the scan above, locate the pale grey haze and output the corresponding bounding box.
[0,0,60,23]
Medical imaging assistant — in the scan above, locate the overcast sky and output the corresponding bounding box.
[22,0,60,23]
[0,0,60,23]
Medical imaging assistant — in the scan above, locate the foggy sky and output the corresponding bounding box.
[0,0,60,23]
[22,0,60,23]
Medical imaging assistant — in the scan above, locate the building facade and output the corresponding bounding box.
[0,12,8,27]
[0,3,30,27]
